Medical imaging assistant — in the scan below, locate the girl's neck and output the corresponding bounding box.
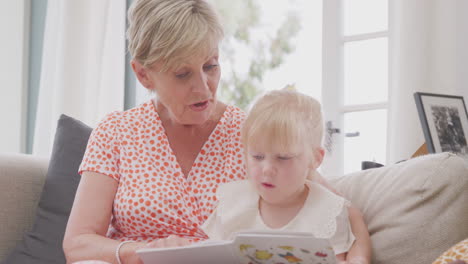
[259,185,309,229]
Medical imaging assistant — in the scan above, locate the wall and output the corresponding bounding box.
[0,1,29,153]
[454,0,468,101]
[387,0,468,164]
[431,0,468,100]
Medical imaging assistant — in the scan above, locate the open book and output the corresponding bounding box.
[136,231,336,264]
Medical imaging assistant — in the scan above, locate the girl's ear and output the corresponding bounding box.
[131,60,154,90]
[310,147,325,170]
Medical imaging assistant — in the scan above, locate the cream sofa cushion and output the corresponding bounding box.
[332,152,468,264]
[0,153,48,261]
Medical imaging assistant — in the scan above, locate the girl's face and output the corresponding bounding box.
[132,48,221,126]
[246,141,316,207]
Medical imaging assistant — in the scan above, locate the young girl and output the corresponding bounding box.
[202,88,371,264]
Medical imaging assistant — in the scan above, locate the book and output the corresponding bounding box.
[136,231,337,264]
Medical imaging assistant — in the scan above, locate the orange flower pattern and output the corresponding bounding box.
[79,101,246,242]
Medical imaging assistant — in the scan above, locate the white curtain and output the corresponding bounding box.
[387,0,468,163]
[33,0,126,157]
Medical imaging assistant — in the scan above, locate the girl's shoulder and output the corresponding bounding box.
[216,179,255,202]
[215,180,258,217]
[305,181,349,210]
[297,181,350,238]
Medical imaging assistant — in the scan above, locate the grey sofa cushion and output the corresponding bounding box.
[3,115,92,264]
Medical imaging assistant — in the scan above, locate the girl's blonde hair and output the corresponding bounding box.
[241,89,324,154]
[127,0,224,71]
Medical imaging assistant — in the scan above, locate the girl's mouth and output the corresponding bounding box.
[189,101,209,111]
[261,183,275,188]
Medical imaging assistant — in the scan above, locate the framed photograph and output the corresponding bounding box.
[414,92,468,154]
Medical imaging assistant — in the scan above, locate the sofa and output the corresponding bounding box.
[0,122,467,264]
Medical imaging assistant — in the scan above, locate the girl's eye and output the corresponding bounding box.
[278,156,292,160]
[175,72,190,79]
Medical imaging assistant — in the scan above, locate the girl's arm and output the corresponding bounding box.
[313,172,372,264]
[345,205,372,264]
[336,253,347,263]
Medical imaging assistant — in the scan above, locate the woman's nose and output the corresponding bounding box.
[192,72,210,93]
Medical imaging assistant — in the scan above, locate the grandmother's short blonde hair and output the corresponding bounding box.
[127,0,224,70]
[241,89,324,154]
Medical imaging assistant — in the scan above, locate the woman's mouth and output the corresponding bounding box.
[261,183,275,188]
[189,101,209,112]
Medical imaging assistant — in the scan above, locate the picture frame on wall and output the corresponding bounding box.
[414,92,468,154]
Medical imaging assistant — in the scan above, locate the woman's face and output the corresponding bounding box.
[135,48,221,126]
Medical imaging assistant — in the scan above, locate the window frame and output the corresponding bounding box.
[321,0,391,176]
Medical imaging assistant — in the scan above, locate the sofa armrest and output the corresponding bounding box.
[0,153,49,261]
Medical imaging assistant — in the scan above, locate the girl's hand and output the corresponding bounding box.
[144,235,192,248]
[338,256,369,264]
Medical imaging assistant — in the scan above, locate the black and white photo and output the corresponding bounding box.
[414,92,468,154]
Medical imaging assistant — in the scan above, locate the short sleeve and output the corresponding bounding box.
[79,112,121,181]
[201,207,226,240]
[329,205,356,255]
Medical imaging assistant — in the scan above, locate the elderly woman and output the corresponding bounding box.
[63,0,371,264]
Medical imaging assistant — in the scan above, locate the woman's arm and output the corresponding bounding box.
[63,172,146,264]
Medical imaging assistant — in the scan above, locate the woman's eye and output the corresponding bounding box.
[278,156,292,160]
[204,64,218,71]
[252,155,264,160]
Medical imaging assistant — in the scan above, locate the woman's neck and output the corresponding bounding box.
[153,98,225,133]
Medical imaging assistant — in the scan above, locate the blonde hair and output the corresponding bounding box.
[241,89,324,154]
[127,0,224,70]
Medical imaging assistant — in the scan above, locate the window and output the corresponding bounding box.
[214,0,323,109]
[134,0,323,108]
[322,0,389,176]
[131,0,390,177]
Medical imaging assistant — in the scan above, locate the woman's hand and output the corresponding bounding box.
[145,235,192,248]
[120,236,192,264]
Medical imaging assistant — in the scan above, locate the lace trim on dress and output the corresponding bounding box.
[216,180,349,239]
[303,182,349,238]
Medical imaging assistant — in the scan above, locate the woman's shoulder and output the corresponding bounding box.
[223,105,246,126]
[96,101,155,131]
[217,105,246,146]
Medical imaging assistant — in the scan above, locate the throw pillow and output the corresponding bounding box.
[332,153,468,264]
[3,115,92,264]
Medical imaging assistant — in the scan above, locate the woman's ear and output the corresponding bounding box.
[131,60,154,90]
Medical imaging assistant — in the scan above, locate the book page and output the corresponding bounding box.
[231,231,337,264]
[137,240,237,264]
[137,231,337,264]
